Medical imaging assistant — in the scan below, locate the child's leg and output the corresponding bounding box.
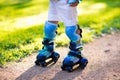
[35,0,62,66]
[42,21,58,54]
[61,25,88,71]
[42,21,59,54]
[35,21,60,66]
[65,24,83,55]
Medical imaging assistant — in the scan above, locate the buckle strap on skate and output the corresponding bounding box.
[42,38,54,46]
[42,38,54,52]
[68,51,82,58]
[69,41,83,51]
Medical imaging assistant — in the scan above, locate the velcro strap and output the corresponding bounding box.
[42,39,54,46]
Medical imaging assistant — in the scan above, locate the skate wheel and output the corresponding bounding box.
[80,62,88,69]
[53,52,60,63]
[61,63,73,72]
[61,65,66,71]
[40,61,47,67]
[80,58,88,69]
[67,66,73,72]
[35,60,40,66]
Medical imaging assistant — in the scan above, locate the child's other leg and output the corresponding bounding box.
[61,24,88,71]
[35,21,60,66]
[35,0,60,66]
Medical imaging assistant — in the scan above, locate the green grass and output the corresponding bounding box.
[0,25,44,65]
[0,0,120,66]
[77,0,120,43]
[0,0,48,20]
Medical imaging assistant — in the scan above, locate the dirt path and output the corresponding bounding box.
[0,31,120,80]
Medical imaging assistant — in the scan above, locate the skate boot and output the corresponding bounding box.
[35,38,60,67]
[61,41,88,72]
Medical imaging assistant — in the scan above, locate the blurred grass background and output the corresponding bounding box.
[0,0,120,66]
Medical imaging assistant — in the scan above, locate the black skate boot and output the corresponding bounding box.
[35,38,60,67]
[61,41,88,72]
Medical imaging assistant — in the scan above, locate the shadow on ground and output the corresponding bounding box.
[51,69,83,80]
[16,65,50,80]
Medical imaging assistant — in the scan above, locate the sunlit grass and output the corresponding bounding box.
[0,0,48,21]
[78,2,107,15]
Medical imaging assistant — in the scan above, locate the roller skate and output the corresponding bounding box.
[35,38,60,67]
[61,41,88,72]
